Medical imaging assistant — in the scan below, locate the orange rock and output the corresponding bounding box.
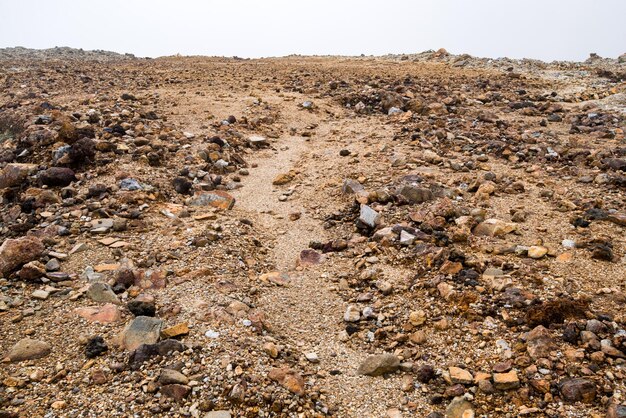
[161,322,189,339]
[268,367,305,396]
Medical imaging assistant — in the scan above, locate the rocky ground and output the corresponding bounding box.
[0,47,625,418]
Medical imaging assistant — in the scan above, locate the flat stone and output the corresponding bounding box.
[268,367,305,395]
[399,185,434,204]
[445,396,474,418]
[298,249,324,266]
[472,219,517,237]
[161,322,189,339]
[31,289,50,300]
[7,338,51,362]
[449,367,473,385]
[357,353,400,376]
[160,384,191,401]
[159,369,189,385]
[87,282,122,305]
[260,271,290,286]
[187,191,235,210]
[0,163,37,189]
[75,304,121,323]
[205,412,232,418]
[525,326,556,360]
[493,370,520,390]
[359,204,380,228]
[121,316,163,351]
[527,246,548,259]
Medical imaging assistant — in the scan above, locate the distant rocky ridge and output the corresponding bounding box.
[0,46,137,61]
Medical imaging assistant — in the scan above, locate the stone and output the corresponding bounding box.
[248,135,268,146]
[357,353,400,376]
[121,316,163,351]
[399,230,416,246]
[342,179,364,194]
[87,282,122,305]
[263,342,279,358]
[472,219,517,237]
[272,172,294,185]
[525,326,556,360]
[607,403,626,418]
[399,185,434,204]
[0,163,37,189]
[493,370,520,390]
[0,236,44,275]
[127,300,156,317]
[119,178,142,191]
[559,378,596,403]
[305,352,319,363]
[85,336,108,358]
[31,289,50,300]
[359,204,380,228]
[38,167,76,187]
[449,367,473,385]
[187,191,235,210]
[298,249,324,266]
[205,412,232,418]
[161,322,189,339]
[344,305,360,322]
[161,384,191,401]
[7,338,51,362]
[260,271,290,286]
[75,304,121,323]
[527,246,548,258]
[445,396,474,418]
[268,367,305,395]
[159,369,189,385]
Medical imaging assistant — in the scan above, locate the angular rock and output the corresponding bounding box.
[559,378,596,403]
[449,367,473,385]
[525,325,557,359]
[159,369,189,385]
[359,204,380,228]
[160,384,191,401]
[85,336,108,358]
[399,185,434,204]
[0,236,44,275]
[445,396,474,418]
[161,322,189,339]
[493,370,520,390]
[127,300,156,317]
[121,316,163,351]
[187,190,235,210]
[0,163,37,189]
[357,353,400,376]
[268,367,305,395]
[38,167,76,187]
[75,304,121,323]
[87,282,122,305]
[472,219,517,237]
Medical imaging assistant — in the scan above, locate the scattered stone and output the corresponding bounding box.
[85,336,108,358]
[357,353,400,376]
[0,236,44,275]
[6,338,51,362]
[268,367,305,395]
[121,316,163,351]
[559,378,596,403]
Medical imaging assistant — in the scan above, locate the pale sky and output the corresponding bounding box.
[0,0,624,61]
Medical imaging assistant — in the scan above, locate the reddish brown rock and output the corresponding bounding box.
[0,236,45,275]
[268,367,305,396]
[75,304,121,323]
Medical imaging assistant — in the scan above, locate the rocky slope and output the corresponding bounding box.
[0,48,625,417]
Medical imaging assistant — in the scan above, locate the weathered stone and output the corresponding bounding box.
[357,353,400,376]
[607,403,626,418]
[0,236,44,275]
[0,163,37,189]
[525,326,556,360]
[527,246,548,259]
[268,367,305,395]
[7,338,51,362]
[399,185,434,204]
[445,396,474,418]
[187,191,235,210]
[493,370,520,390]
[449,367,473,385]
[559,378,596,403]
[39,167,76,187]
[75,304,121,323]
[359,204,380,228]
[160,384,191,401]
[161,322,189,339]
[18,261,46,281]
[298,249,324,266]
[121,316,163,351]
[205,412,232,418]
[472,219,517,237]
[87,282,122,305]
[159,369,189,385]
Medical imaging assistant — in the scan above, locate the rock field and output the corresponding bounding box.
[0,47,625,417]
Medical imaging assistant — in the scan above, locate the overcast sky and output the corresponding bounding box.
[0,0,624,61]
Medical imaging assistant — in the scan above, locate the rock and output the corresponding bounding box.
[527,246,548,259]
[305,352,319,363]
[7,338,51,362]
[38,167,76,187]
[449,367,473,385]
[357,353,400,376]
[161,322,189,339]
[159,369,189,385]
[445,396,474,418]
[268,367,305,395]
[607,403,626,418]
[187,190,235,210]
[75,304,121,323]
[342,179,364,194]
[127,300,156,317]
[399,185,434,204]
[472,219,517,237]
[128,340,185,369]
[172,177,193,195]
[205,412,232,418]
[248,135,268,146]
[31,289,50,300]
[121,316,163,351]
[87,282,122,305]
[0,236,44,275]
[272,172,294,185]
[85,336,108,358]
[263,342,279,358]
[493,370,520,390]
[399,230,416,245]
[344,305,360,322]
[119,178,142,190]
[415,364,436,383]
[359,204,380,228]
[160,384,191,401]
[0,163,37,189]
[559,378,596,403]
[298,249,324,266]
[19,261,46,280]
[525,326,556,359]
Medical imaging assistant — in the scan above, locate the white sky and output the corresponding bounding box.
[0,0,624,61]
